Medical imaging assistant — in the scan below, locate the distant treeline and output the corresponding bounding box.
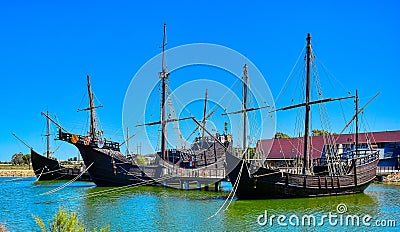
[274,129,337,138]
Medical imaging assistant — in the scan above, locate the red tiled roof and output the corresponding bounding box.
[257,130,400,160]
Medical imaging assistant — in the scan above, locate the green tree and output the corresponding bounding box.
[247,147,257,159]
[311,129,334,136]
[22,154,30,165]
[274,132,290,139]
[135,155,147,165]
[34,208,110,232]
[11,153,24,165]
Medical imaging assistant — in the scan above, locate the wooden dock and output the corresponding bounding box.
[158,165,226,191]
[376,166,399,181]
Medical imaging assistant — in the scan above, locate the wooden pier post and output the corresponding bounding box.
[214,181,220,192]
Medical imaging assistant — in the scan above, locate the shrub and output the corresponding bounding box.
[0,223,8,232]
[34,208,110,232]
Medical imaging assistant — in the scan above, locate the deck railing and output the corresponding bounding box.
[377,166,400,174]
[57,130,120,151]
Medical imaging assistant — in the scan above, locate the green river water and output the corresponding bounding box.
[0,177,398,231]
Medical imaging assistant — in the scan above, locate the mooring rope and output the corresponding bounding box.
[35,167,46,181]
[50,173,69,181]
[77,175,174,199]
[31,173,70,188]
[36,158,226,204]
[223,160,245,211]
[37,171,178,204]
[40,162,94,195]
[117,166,150,182]
[207,159,245,220]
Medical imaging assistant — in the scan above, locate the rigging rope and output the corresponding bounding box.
[36,167,67,177]
[275,46,306,105]
[40,162,94,195]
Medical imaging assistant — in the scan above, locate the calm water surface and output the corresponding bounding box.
[0,177,399,231]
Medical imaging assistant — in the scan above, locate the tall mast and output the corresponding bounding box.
[87,75,97,140]
[355,90,359,154]
[45,110,51,158]
[159,23,169,160]
[126,127,130,156]
[202,89,208,138]
[354,89,359,186]
[303,33,312,175]
[243,64,248,157]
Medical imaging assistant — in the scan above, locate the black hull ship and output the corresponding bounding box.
[56,75,154,187]
[57,130,153,186]
[157,135,231,169]
[13,112,91,181]
[226,33,379,199]
[57,126,228,187]
[30,148,91,181]
[58,24,229,188]
[140,24,229,189]
[226,151,378,199]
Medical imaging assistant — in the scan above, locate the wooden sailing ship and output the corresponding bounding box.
[137,23,230,189]
[57,75,152,186]
[226,33,379,199]
[152,86,230,169]
[13,112,91,181]
[57,23,227,187]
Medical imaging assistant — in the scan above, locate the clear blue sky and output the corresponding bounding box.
[0,0,399,161]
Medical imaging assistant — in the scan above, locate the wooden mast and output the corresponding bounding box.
[355,90,359,156]
[243,64,248,157]
[201,89,208,138]
[126,127,130,156]
[87,75,98,140]
[354,89,359,186]
[45,110,51,158]
[11,133,32,150]
[303,33,312,175]
[41,111,69,133]
[159,23,169,160]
